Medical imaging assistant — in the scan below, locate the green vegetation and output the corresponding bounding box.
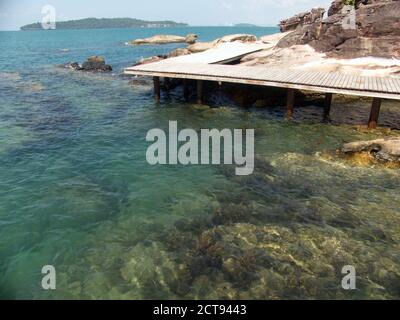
[20,18,188,30]
[344,0,356,6]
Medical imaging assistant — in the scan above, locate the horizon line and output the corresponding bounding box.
[1,25,279,32]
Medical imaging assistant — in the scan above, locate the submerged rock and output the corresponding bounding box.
[342,137,400,163]
[127,34,198,45]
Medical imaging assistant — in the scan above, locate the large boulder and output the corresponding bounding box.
[185,33,198,44]
[168,48,191,58]
[187,41,214,53]
[128,34,198,45]
[342,138,400,163]
[277,0,400,59]
[214,34,257,44]
[81,56,112,72]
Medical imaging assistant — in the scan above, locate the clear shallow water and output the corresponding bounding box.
[0,27,400,300]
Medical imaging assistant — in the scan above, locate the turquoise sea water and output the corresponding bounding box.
[0,27,400,300]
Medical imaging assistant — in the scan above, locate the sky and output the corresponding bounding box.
[0,0,333,31]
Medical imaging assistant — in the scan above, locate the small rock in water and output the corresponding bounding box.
[63,56,112,72]
[127,34,198,45]
[81,56,112,72]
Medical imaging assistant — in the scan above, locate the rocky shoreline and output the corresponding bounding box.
[278,0,400,59]
[64,1,400,77]
[129,1,400,77]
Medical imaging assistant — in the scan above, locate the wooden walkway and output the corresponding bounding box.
[125,54,400,128]
[125,61,400,101]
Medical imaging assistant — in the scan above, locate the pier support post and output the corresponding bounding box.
[197,80,203,105]
[323,93,333,121]
[153,76,160,102]
[368,98,382,129]
[164,77,170,91]
[286,89,295,118]
[183,79,189,102]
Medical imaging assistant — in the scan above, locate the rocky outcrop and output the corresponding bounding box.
[185,34,198,44]
[327,0,345,16]
[187,42,214,53]
[213,34,257,44]
[168,48,191,58]
[127,34,198,45]
[342,138,400,163]
[64,56,112,72]
[133,32,260,66]
[132,55,167,66]
[278,0,400,59]
[279,8,325,32]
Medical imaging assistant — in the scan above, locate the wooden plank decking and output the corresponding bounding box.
[125,61,400,100]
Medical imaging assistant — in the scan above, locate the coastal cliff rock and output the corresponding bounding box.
[277,0,400,59]
[279,8,325,32]
[128,34,198,45]
[327,0,345,16]
[342,138,400,163]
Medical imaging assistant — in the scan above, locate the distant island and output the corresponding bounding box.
[20,18,188,30]
[234,23,262,27]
